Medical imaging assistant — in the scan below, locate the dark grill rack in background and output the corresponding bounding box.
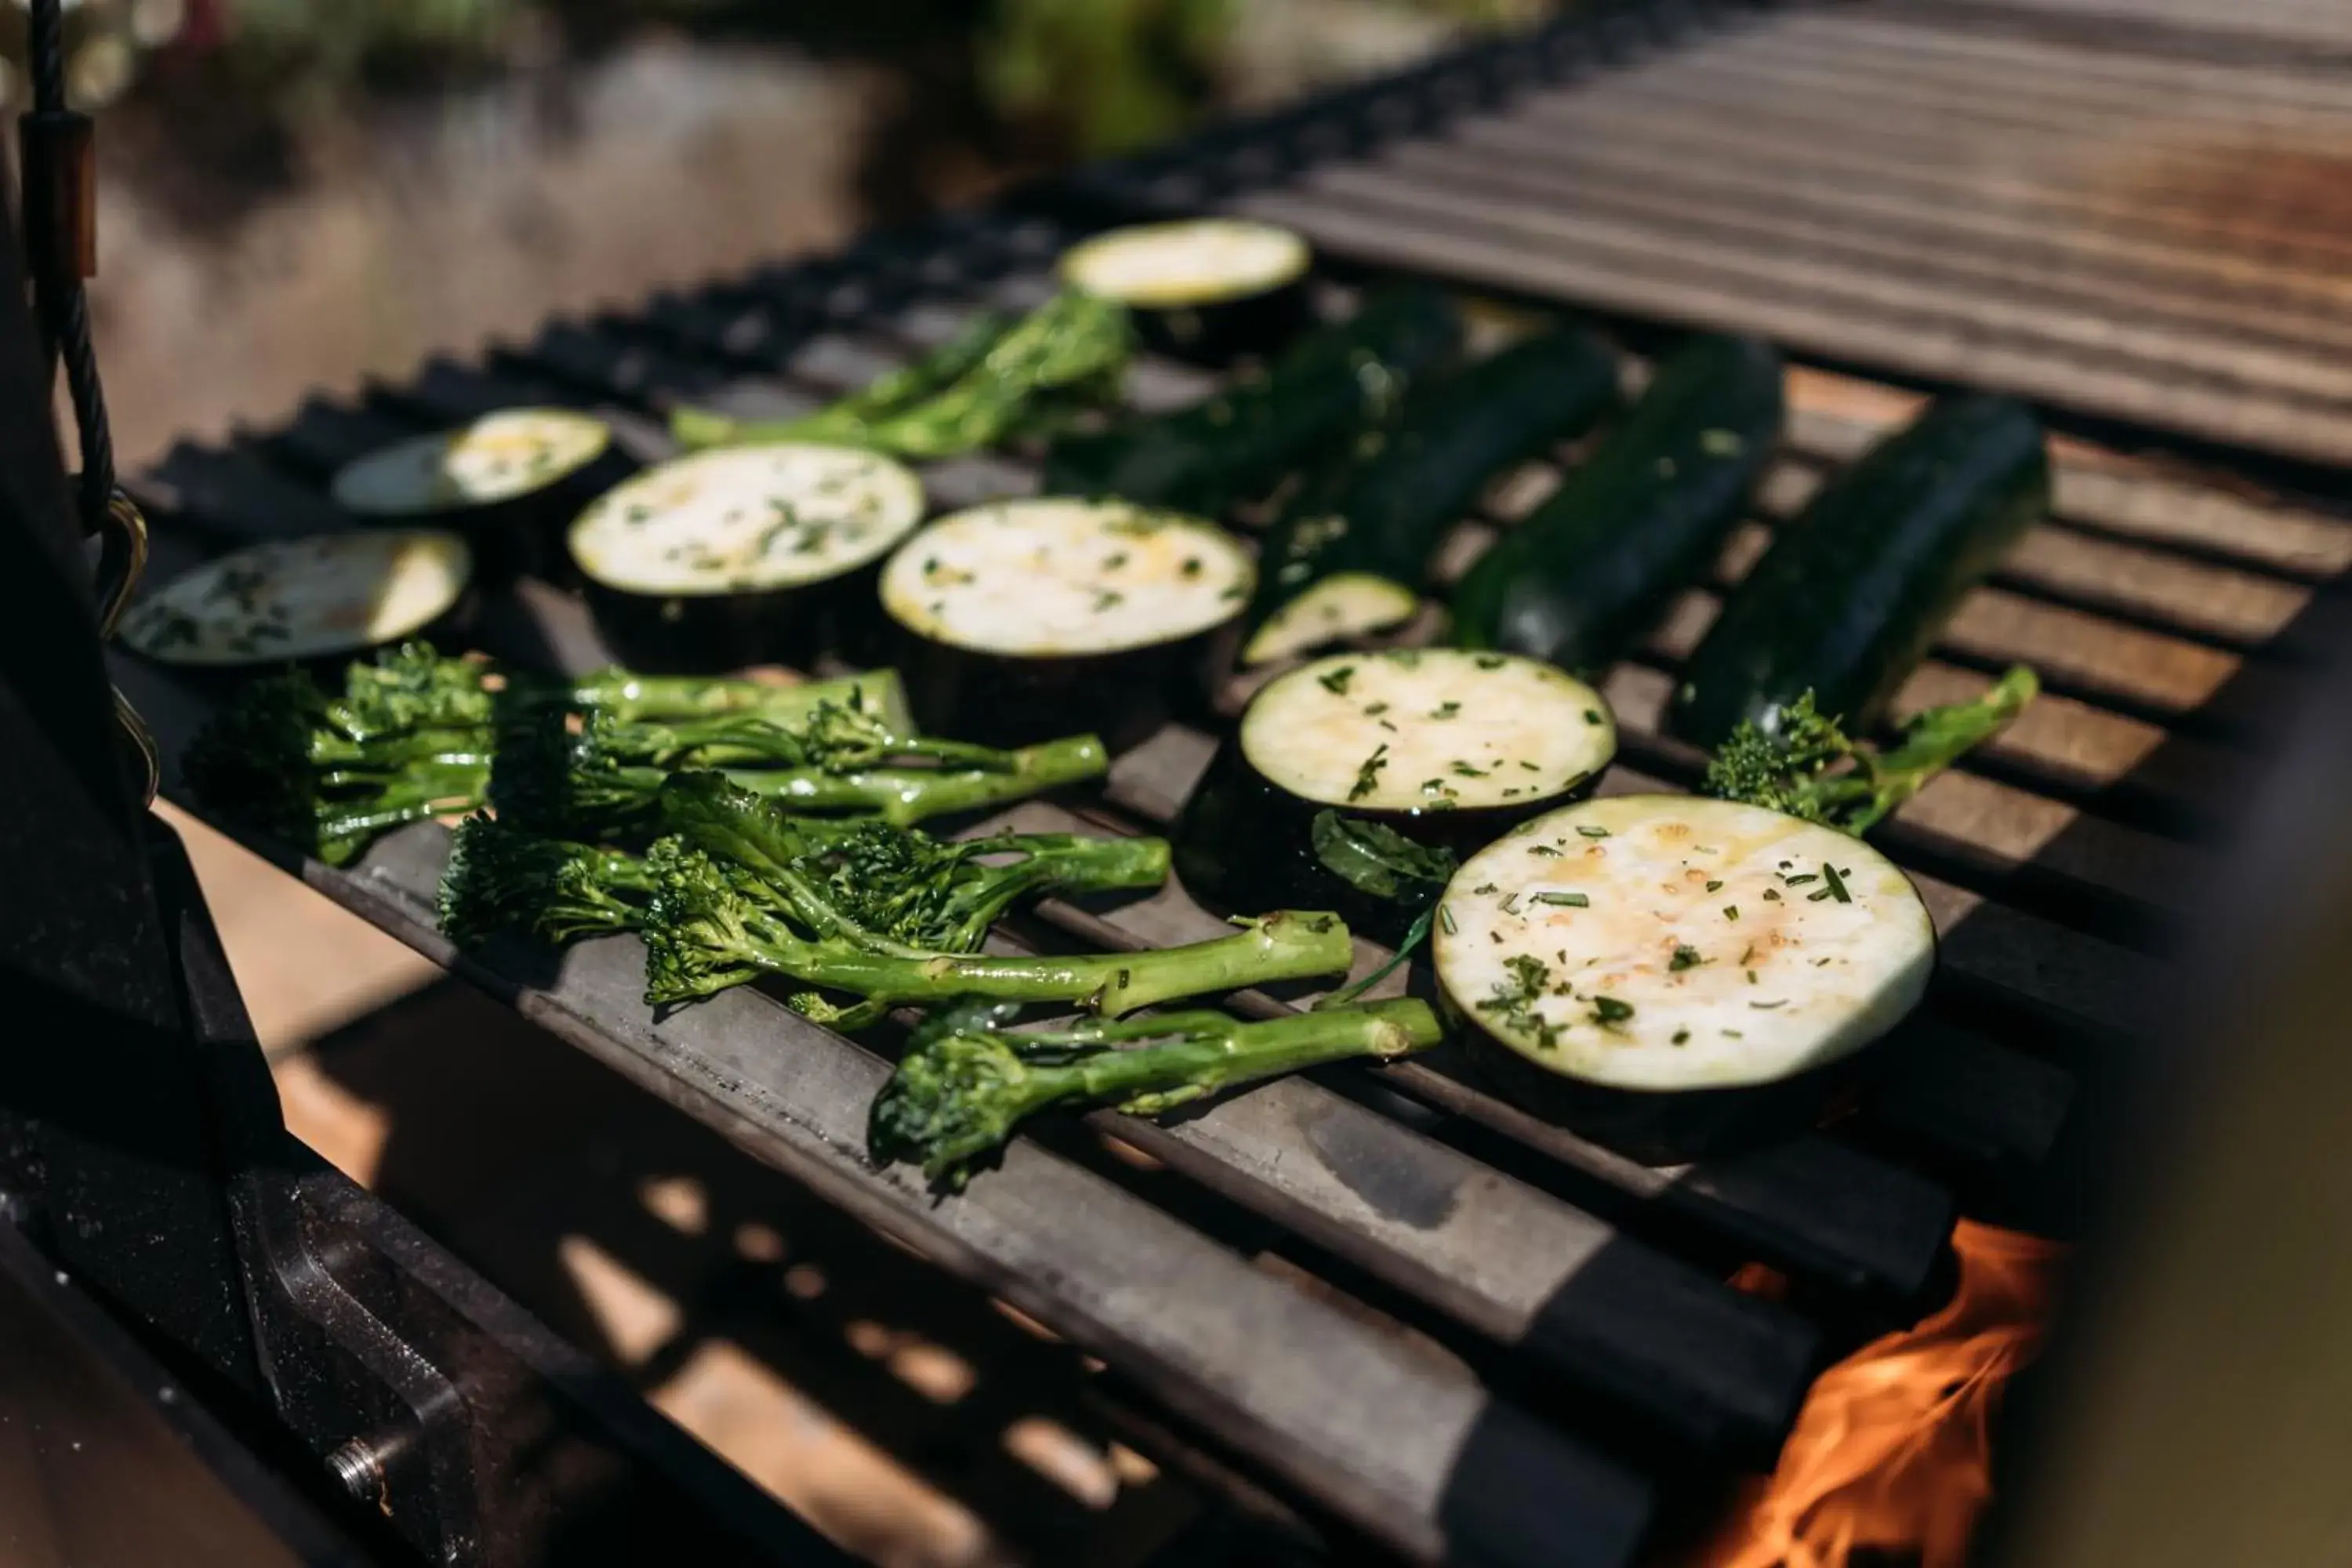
[108,2,2352,1562]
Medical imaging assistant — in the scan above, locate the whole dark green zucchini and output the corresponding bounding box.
[1450,334,1784,676]
[1668,394,2049,749]
[1241,323,1621,666]
[1042,285,1462,517]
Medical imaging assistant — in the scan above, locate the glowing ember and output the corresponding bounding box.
[1699,1221,2068,1568]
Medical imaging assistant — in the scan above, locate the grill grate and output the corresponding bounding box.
[1090,1,2352,469]
[106,5,2351,1561]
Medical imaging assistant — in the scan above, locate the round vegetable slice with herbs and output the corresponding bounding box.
[332,408,627,580]
[880,497,1254,750]
[1174,648,1615,944]
[1433,793,1934,1160]
[568,443,926,673]
[118,529,474,668]
[1060,218,1312,365]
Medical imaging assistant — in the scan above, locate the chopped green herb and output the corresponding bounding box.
[1476,953,1559,1050]
[1750,999,1787,1010]
[1704,879,1724,893]
[1588,996,1634,1028]
[1784,873,1819,887]
[1102,552,1129,570]
[1474,655,1506,670]
[1429,701,1461,720]
[1363,702,1390,717]
[1668,944,1704,972]
[1528,844,1562,858]
[1583,710,1604,726]
[1092,590,1124,612]
[1532,891,1589,908]
[1576,826,1611,840]
[1762,888,1782,902]
[1450,761,1489,779]
[1348,744,1389,803]
[1472,883,1497,895]
[1671,1029,1691,1045]
[1318,666,1356,695]
[1820,863,1853,903]
[1180,557,1203,578]
[1439,904,1457,935]
[1723,905,1739,921]
[1519,760,1541,771]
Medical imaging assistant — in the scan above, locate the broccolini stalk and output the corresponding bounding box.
[437,815,660,948]
[670,292,1132,460]
[1701,666,2039,835]
[183,666,493,866]
[642,838,1350,1023]
[870,997,1443,1188]
[327,641,909,742]
[659,771,1167,954]
[491,704,1108,840]
[672,310,1012,451]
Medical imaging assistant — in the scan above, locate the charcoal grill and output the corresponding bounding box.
[18,2,2352,1563]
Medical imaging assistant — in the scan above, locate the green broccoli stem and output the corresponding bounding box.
[713,733,1108,826]
[871,998,1442,1184]
[661,909,1354,1015]
[568,668,911,731]
[935,833,1170,948]
[1026,1000,1441,1115]
[1845,664,2040,834]
[671,314,1011,451]
[314,760,492,865]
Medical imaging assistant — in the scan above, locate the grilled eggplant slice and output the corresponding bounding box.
[880,497,1253,750]
[1434,793,1934,1161]
[568,443,926,673]
[119,529,474,670]
[1175,649,1615,943]
[1059,218,1312,365]
[332,408,629,581]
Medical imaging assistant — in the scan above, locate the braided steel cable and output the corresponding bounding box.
[27,0,118,535]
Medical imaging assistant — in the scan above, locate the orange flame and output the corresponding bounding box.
[1697,1221,2069,1568]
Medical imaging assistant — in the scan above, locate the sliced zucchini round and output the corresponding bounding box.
[1061,219,1310,364]
[118,529,473,667]
[568,443,925,672]
[1435,794,1933,1156]
[1174,649,1615,942]
[333,409,613,515]
[880,497,1253,748]
[331,408,627,582]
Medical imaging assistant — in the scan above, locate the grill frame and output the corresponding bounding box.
[107,3,2352,1560]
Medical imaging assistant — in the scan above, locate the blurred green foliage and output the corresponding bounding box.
[978,0,1230,156]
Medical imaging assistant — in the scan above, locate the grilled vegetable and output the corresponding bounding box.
[1450,334,1784,674]
[1243,323,1621,665]
[643,778,1352,1024]
[1701,667,2039,836]
[670,291,1131,459]
[1059,218,1312,365]
[489,695,1109,841]
[880,497,1254,750]
[437,793,1168,956]
[568,443,927,672]
[332,408,630,580]
[1433,794,1935,1160]
[1042,284,1463,517]
[119,530,474,669]
[183,641,908,865]
[1174,649,1616,944]
[871,996,1440,1189]
[1668,394,2050,749]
